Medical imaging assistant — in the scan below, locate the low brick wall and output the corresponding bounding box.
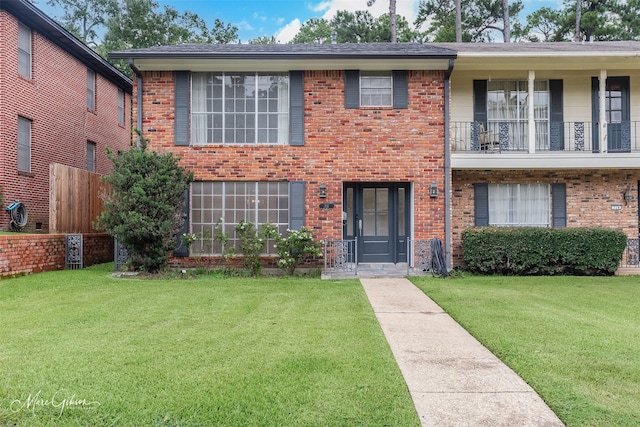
[0,233,113,278]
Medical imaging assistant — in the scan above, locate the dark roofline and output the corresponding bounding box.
[109,43,458,61]
[1,0,132,93]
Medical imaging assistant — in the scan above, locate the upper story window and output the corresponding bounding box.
[18,23,32,78]
[360,72,393,107]
[487,80,549,150]
[87,141,96,172]
[345,70,407,109]
[118,88,125,125]
[17,116,31,172]
[191,72,289,144]
[87,69,96,110]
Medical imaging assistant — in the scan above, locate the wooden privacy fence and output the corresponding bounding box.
[49,163,111,233]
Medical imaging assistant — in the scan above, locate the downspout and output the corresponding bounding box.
[128,59,143,149]
[444,58,455,271]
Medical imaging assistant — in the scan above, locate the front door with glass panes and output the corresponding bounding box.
[343,183,410,263]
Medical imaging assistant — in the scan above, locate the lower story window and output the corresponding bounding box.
[488,183,550,227]
[190,181,289,255]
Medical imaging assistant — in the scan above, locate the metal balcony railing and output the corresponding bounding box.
[451,121,640,153]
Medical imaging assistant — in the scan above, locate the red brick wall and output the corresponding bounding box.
[0,11,131,232]
[135,70,447,245]
[0,233,114,278]
[452,170,639,266]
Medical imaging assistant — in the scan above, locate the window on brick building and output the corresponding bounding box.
[17,117,31,172]
[18,22,32,78]
[87,141,96,172]
[189,181,292,255]
[345,70,408,109]
[87,69,96,110]
[191,72,289,144]
[118,88,125,125]
[474,183,566,227]
[360,72,393,107]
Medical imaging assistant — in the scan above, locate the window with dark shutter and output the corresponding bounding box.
[289,71,304,146]
[474,183,489,226]
[551,183,566,227]
[344,70,360,109]
[392,70,408,109]
[174,71,190,146]
[289,181,305,230]
[173,188,190,257]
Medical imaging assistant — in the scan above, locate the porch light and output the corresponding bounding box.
[318,183,327,198]
[429,182,439,198]
[624,187,634,205]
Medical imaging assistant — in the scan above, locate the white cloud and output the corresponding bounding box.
[308,1,332,13]
[318,0,420,23]
[276,18,302,43]
[236,20,254,32]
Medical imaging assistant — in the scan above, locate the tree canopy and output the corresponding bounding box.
[46,0,640,72]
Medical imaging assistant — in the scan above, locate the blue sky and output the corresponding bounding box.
[40,0,563,43]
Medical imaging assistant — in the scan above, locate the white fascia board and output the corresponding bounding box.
[451,153,640,170]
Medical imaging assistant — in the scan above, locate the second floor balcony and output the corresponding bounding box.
[450,121,640,170]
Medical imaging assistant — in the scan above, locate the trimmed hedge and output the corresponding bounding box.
[462,227,628,276]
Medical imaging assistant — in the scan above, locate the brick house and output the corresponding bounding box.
[111,41,640,270]
[0,0,132,232]
[111,44,456,267]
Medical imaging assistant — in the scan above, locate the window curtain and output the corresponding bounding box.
[488,81,550,151]
[191,73,209,144]
[534,81,550,150]
[489,184,549,226]
[277,75,289,144]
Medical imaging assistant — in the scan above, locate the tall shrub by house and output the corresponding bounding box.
[99,140,193,273]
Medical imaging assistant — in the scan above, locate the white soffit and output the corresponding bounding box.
[453,52,640,71]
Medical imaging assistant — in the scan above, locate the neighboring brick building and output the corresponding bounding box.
[0,0,132,232]
[112,41,640,269]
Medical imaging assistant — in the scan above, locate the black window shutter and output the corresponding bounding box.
[474,183,489,226]
[551,183,567,227]
[473,80,488,128]
[173,188,190,257]
[392,70,408,109]
[289,71,304,146]
[549,80,564,151]
[289,181,305,230]
[174,71,190,146]
[345,70,360,109]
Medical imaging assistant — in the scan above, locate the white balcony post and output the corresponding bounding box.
[599,69,607,153]
[528,70,536,153]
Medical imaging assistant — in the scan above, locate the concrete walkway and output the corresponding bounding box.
[361,277,565,427]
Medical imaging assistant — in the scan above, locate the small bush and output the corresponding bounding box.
[273,227,322,275]
[462,227,628,276]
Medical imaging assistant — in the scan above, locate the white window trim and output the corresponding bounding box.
[191,72,289,145]
[360,71,393,107]
[488,183,550,227]
[190,181,289,256]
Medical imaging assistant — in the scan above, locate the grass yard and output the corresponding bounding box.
[0,264,419,426]
[411,275,640,427]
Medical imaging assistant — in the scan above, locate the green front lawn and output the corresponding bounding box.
[0,265,419,426]
[411,275,640,427]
